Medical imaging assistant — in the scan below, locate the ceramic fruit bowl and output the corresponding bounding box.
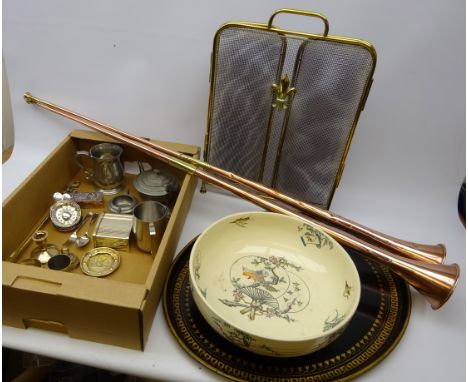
[189,212,361,357]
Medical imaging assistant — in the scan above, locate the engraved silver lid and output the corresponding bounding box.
[107,194,138,214]
[133,168,178,199]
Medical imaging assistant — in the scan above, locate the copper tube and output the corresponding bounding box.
[24,92,459,309]
[23,93,445,265]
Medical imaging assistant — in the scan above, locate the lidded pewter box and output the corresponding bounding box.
[93,212,134,251]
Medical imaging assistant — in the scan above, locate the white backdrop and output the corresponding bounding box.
[3,1,465,200]
[2,1,466,381]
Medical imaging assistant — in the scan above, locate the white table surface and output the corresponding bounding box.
[2,0,466,381]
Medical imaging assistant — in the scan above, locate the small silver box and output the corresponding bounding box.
[93,213,133,251]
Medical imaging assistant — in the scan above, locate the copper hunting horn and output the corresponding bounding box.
[23,93,445,264]
[24,92,459,309]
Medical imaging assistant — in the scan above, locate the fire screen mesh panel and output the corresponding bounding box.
[204,14,375,208]
[206,27,285,181]
[273,40,375,207]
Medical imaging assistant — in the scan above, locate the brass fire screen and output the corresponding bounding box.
[203,9,376,208]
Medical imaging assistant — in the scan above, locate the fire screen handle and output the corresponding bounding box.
[267,9,329,37]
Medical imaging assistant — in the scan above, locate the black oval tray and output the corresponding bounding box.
[163,237,411,382]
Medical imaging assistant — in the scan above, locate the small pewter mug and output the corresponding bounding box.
[132,201,170,255]
[75,143,124,194]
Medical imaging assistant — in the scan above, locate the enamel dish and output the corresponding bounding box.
[189,212,361,357]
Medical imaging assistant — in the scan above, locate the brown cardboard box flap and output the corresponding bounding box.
[4,262,146,309]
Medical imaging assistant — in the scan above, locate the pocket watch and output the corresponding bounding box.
[50,193,82,232]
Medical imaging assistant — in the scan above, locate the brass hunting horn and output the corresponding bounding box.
[24,92,459,309]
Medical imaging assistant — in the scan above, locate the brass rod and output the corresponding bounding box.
[24,92,459,309]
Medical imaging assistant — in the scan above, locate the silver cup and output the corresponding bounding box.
[75,143,124,194]
[132,201,170,255]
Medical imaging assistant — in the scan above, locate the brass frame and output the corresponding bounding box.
[203,9,377,208]
[257,36,287,182]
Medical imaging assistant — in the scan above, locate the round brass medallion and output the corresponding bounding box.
[81,247,120,277]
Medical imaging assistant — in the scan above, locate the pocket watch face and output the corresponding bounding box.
[50,200,82,231]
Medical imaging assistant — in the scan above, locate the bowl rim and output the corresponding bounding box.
[189,211,361,344]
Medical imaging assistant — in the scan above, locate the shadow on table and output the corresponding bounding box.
[2,348,143,382]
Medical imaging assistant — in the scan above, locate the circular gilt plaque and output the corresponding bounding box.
[81,247,120,277]
[163,238,411,382]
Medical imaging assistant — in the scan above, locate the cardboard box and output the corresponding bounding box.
[2,130,199,350]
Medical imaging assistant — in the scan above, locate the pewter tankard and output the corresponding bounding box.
[75,143,124,194]
[132,201,170,255]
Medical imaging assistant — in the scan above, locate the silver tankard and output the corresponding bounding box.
[132,201,170,255]
[75,143,124,194]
